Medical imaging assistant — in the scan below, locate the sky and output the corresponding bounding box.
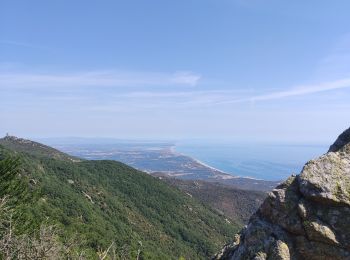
[1,0,350,143]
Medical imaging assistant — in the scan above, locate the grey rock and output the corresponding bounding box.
[215,127,350,260]
[329,127,350,152]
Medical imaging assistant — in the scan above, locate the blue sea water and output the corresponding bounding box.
[175,142,329,181]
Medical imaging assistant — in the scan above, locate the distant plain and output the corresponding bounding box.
[40,138,328,181]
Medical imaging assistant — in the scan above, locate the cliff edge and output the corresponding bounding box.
[215,127,350,260]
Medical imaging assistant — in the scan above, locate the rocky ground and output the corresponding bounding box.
[215,127,350,260]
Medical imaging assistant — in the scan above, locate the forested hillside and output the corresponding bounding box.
[0,136,239,259]
[163,178,265,225]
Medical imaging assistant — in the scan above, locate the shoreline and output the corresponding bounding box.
[171,145,265,181]
[169,145,229,173]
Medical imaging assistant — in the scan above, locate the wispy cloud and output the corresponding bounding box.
[0,70,201,89]
[214,77,350,105]
[0,40,48,50]
[2,67,349,111]
[250,78,350,101]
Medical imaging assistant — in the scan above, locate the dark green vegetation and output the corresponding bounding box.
[0,136,240,259]
[162,178,266,225]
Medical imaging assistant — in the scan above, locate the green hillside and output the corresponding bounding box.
[0,136,239,259]
[163,178,265,225]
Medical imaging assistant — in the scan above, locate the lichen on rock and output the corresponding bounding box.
[214,127,350,260]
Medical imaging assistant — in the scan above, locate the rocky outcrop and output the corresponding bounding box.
[214,128,350,260]
[329,127,350,152]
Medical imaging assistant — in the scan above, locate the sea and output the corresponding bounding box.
[174,142,329,181]
[40,137,330,182]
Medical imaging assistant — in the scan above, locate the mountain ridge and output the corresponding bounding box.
[0,136,240,259]
[0,135,81,162]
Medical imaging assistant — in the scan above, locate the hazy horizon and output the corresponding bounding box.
[3,135,331,147]
[34,137,329,181]
[1,1,350,142]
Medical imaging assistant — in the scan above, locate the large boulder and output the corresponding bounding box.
[214,127,350,260]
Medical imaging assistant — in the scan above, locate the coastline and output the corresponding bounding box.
[171,145,266,181]
[169,145,229,173]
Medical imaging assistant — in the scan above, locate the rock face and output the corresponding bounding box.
[329,127,350,152]
[215,128,350,260]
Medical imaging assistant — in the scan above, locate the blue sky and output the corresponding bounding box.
[1,0,350,143]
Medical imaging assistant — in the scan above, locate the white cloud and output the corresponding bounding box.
[212,77,350,105]
[0,40,48,50]
[2,67,349,109]
[170,71,201,86]
[0,70,201,89]
[250,78,350,101]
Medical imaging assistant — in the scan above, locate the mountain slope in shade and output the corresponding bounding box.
[215,127,350,260]
[0,136,239,259]
[161,178,266,225]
